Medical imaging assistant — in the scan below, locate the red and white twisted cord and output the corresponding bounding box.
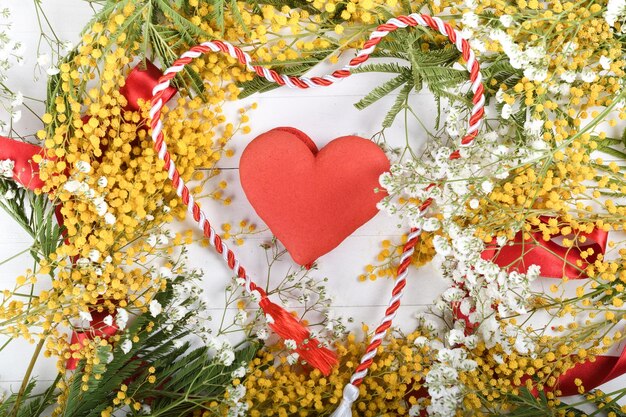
[147,13,484,391]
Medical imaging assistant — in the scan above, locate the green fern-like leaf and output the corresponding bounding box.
[211,0,226,31]
[230,0,251,37]
[156,0,211,39]
[412,46,460,66]
[354,72,411,110]
[350,62,408,75]
[416,66,468,86]
[383,81,414,128]
[0,380,36,417]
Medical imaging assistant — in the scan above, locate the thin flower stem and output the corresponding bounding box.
[10,337,45,417]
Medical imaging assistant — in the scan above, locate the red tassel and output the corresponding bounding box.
[259,297,337,375]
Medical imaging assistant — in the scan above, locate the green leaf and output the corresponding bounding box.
[598,147,626,160]
[211,0,226,30]
[383,81,414,128]
[354,72,411,110]
[230,0,251,37]
[156,0,211,40]
[15,375,61,417]
[415,65,468,86]
[0,380,36,416]
[350,62,408,75]
[411,46,460,66]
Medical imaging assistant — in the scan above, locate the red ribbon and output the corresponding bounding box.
[482,216,607,279]
[0,60,176,370]
[66,310,119,370]
[482,217,626,396]
[0,137,47,190]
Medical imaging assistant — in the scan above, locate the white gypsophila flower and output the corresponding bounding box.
[447,328,466,346]
[600,55,612,70]
[75,160,91,173]
[470,38,486,53]
[433,235,453,256]
[409,405,422,417]
[218,348,235,366]
[149,300,162,317]
[10,91,22,108]
[159,266,173,279]
[284,339,297,350]
[115,308,129,329]
[97,176,108,188]
[462,12,479,28]
[104,213,116,225]
[93,197,108,216]
[226,385,247,406]
[76,257,90,268]
[422,217,441,232]
[526,264,541,279]
[481,180,493,193]
[231,366,246,379]
[499,14,514,27]
[495,88,505,103]
[234,309,248,324]
[605,0,626,28]
[524,118,543,139]
[170,305,188,321]
[561,41,578,56]
[286,352,300,365]
[560,71,577,83]
[103,350,114,364]
[256,328,268,340]
[524,65,548,82]
[88,249,100,262]
[444,103,463,138]
[79,310,93,322]
[120,339,132,354]
[0,159,14,178]
[103,314,114,326]
[413,336,429,348]
[63,180,81,193]
[580,69,596,83]
[501,103,513,119]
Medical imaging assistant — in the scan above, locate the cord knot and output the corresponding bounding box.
[330,383,360,417]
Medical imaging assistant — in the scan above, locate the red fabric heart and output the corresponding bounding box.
[240,127,390,266]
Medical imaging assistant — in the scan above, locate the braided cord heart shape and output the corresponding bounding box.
[148,13,485,393]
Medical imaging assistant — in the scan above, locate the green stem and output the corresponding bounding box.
[10,337,45,417]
